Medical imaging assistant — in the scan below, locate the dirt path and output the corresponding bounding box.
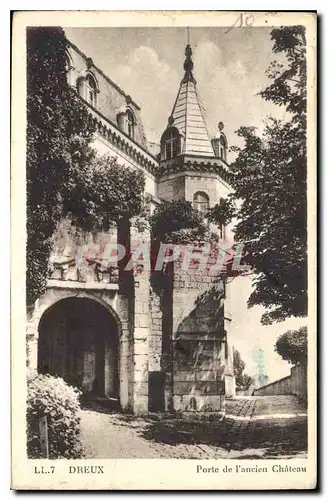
[80,396,307,459]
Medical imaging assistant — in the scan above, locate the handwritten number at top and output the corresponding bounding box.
[225,14,255,34]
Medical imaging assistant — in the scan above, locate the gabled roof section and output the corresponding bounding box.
[168,45,215,157]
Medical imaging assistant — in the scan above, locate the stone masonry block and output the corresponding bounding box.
[133,340,148,356]
[134,313,149,329]
[133,381,148,396]
[173,394,224,413]
[133,353,148,371]
[174,381,221,396]
[173,370,196,382]
[133,396,149,416]
[134,327,149,340]
[134,369,148,383]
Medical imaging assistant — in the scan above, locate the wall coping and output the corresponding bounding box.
[47,279,119,291]
[254,374,291,392]
[86,103,159,176]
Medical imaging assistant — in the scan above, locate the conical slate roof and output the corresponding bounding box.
[169,45,214,157]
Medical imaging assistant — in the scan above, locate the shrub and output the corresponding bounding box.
[27,373,83,459]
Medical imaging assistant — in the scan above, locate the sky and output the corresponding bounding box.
[230,277,305,383]
[65,27,287,151]
[65,27,306,383]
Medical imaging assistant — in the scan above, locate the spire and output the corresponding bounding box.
[165,45,214,157]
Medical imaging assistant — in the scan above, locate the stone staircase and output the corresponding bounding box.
[253,394,307,415]
[226,394,307,419]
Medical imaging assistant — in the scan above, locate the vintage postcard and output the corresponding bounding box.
[11,10,317,490]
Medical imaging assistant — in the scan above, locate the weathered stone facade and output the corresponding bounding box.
[27,38,235,416]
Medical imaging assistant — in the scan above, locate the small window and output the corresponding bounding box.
[125,109,135,139]
[85,74,97,107]
[220,134,227,161]
[161,128,180,160]
[218,222,226,240]
[218,198,226,239]
[193,192,209,214]
[64,53,74,86]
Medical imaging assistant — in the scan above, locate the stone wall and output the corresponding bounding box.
[27,219,153,416]
[157,173,185,201]
[253,364,307,400]
[27,216,234,416]
[161,241,230,416]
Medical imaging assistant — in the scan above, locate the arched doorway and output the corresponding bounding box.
[37,297,119,400]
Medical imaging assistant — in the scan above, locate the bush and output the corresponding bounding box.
[27,373,83,459]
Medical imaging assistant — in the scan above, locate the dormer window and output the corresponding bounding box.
[220,134,227,161]
[85,74,97,107]
[77,73,98,108]
[116,106,137,139]
[161,127,181,161]
[212,122,228,161]
[193,191,209,215]
[65,52,74,86]
[126,109,135,139]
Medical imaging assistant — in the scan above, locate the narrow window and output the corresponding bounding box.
[218,198,226,239]
[220,134,227,161]
[85,74,97,107]
[126,110,135,139]
[193,192,209,215]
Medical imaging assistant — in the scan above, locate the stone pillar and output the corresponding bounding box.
[169,242,227,417]
[129,222,151,415]
[28,338,38,374]
[161,265,174,412]
[132,271,150,414]
[225,344,236,398]
[148,284,165,412]
[26,301,42,374]
[224,279,235,398]
[116,294,130,411]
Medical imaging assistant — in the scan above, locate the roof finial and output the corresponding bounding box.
[183,42,195,83]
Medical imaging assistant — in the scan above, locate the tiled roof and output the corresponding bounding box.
[168,45,214,157]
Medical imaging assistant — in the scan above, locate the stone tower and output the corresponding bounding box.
[158,44,231,206]
[156,45,236,416]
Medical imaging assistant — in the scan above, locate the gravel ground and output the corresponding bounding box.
[79,396,307,460]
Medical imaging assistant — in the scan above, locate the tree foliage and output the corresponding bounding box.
[261,26,306,118]
[62,155,145,232]
[150,199,207,242]
[26,27,95,306]
[233,349,254,389]
[27,27,146,307]
[208,26,307,324]
[275,325,307,365]
[207,197,234,227]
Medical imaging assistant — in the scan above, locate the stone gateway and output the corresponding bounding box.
[27,39,236,416]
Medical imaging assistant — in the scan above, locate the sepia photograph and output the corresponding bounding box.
[11,10,316,490]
